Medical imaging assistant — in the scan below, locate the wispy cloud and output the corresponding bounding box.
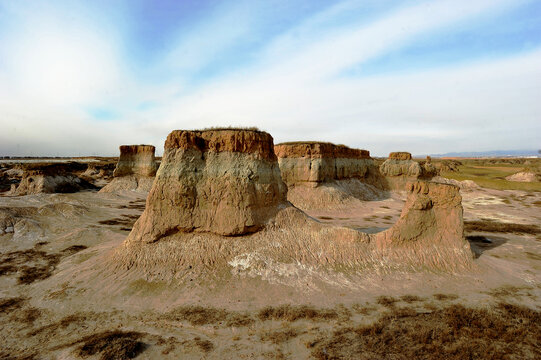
[0,0,539,156]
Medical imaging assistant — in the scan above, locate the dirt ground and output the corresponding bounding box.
[0,181,540,359]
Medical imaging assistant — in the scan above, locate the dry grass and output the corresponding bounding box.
[164,305,254,327]
[464,220,540,235]
[310,303,541,360]
[400,295,424,303]
[200,126,262,132]
[375,296,399,308]
[28,313,86,336]
[260,327,299,344]
[74,331,145,360]
[485,285,535,299]
[257,304,341,322]
[0,297,26,313]
[433,293,459,301]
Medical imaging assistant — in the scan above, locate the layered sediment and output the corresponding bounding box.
[116,130,471,281]
[274,142,381,209]
[275,142,372,186]
[126,129,288,242]
[100,145,158,193]
[379,152,437,190]
[9,163,96,195]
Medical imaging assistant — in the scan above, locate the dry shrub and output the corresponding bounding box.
[486,285,534,299]
[0,245,88,284]
[352,304,376,315]
[400,295,424,303]
[75,331,144,360]
[191,337,214,352]
[260,327,299,344]
[164,305,253,327]
[258,304,339,322]
[311,303,540,360]
[0,297,25,313]
[433,293,459,301]
[464,220,540,235]
[375,296,399,308]
[29,313,85,336]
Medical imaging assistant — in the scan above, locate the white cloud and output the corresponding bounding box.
[0,0,539,156]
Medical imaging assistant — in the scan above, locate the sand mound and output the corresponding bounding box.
[100,145,158,193]
[505,171,539,182]
[274,142,383,209]
[112,179,471,284]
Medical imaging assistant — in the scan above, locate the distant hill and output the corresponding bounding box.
[419,150,540,158]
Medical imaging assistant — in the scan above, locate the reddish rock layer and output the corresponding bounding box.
[165,130,277,162]
[275,142,370,159]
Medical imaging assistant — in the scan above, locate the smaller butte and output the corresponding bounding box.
[274,142,382,210]
[99,145,158,193]
[9,163,95,195]
[379,151,437,190]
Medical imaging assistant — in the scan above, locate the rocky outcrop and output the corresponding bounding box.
[9,163,96,195]
[376,181,465,246]
[99,145,158,193]
[379,152,436,190]
[274,142,381,209]
[126,129,288,242]
[275,142,372,186]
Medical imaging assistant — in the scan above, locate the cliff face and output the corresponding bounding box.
[100,145,158,193]
[126,129,288,242]
[275,142,373,187]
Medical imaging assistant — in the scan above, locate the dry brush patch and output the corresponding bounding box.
[163,305,254,327]
[0,244,88,284]
[310,303,541,360]
[257,304,347,322]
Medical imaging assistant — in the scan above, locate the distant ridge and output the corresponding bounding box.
[417,149,540,158]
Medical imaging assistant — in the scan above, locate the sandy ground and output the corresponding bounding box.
[0,185,540,359]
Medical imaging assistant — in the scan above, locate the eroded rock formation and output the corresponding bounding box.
[379,152,437,190]
[99,145,158,193]
[126,129,288,242]
[275,142,372,186]
[274,142,382,209]
[116,130,471,281]
[9,163,96,195]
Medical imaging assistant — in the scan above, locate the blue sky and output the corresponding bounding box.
[0,0,540,156]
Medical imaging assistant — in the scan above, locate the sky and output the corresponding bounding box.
[0,0,540,157]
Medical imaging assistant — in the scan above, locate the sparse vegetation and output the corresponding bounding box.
[257,304,340,322]
[75,331,145,360]
[164,305,254,327]
[400,295,424,303]
[260,327,299,344]
[376,296,399,307]
[310,303,541,360]
[433,293,459,301]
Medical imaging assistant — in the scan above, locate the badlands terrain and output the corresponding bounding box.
[0,129,540,359]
